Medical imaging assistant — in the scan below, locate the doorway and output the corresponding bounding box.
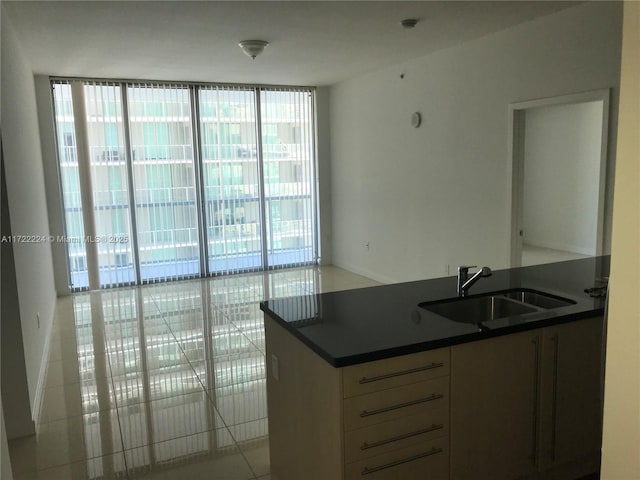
[509,90,610,267]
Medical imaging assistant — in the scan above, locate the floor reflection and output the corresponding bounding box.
[8,265,379,479]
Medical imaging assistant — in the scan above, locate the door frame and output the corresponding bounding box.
[507,89,610,267]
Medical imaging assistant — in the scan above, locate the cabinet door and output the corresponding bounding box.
[539,317,603,470]
[450,330,541,480]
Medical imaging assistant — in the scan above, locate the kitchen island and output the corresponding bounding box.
[260,257,609,480]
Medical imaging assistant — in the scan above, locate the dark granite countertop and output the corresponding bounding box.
[260,257,609,367]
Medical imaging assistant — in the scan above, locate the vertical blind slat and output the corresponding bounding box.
[52,79,317,289]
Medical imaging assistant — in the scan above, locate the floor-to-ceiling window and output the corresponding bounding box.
[260,89,315,267]
[52,80,318,290]
[53,83,90,287]
[85,83,137,286]
[128,84,201,282]
[199,86,262,274]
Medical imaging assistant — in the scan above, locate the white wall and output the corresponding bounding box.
[315,87,333,264]
[0,20,17,471]
[1,12,57,420]
[522,101,603,255]
[1,399,13,480]
[602,2,640,478]
[1,159,34,439]
[329,1,621,283]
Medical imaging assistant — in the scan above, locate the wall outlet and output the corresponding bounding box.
[271,354,280,381]
[36,312,40,329]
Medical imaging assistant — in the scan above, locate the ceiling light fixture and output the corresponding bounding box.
[238,40,269,60]
[400,19,418,29]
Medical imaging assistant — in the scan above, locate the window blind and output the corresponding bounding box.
[198,86,261,275]
[53,82,89,287]
[84,82,136,286]
[127,83,200,283]
[52,79,318,289]
[261,88,316,269]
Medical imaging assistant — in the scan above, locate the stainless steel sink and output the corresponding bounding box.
[420,295,537,323]
[419,288,575,324]
[500,289,575,309]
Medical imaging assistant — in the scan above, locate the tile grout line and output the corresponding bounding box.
[28,268,360,479]
[207,282,271,480]
[227,316,266,355]
[21,294,129,477]
[97,292,132,479]
[147,286,261,479]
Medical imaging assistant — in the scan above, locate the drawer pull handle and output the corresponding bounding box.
[361,447,443,475]
[360,393,444,418]
[359,362,444,384]
[361,423,444,450]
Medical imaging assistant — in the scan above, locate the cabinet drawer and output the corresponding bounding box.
[343,348,449,398]
[344,408,448,463]
[344,376,449,431]
[345,438,449,480]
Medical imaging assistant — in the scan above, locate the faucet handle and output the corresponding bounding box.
[458,265,476,273]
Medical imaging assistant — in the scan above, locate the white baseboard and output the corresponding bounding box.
[331,259,398,285]
[31,292,56,426]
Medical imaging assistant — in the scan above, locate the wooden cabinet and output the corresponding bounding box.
[450,329,541,480]
[265,314,450,480]
[265,314,344,480]
[450,317,603,480]
[538,317,603,471]
[344,439,449,480]
[342,357,450,480]
[266,313,603,480]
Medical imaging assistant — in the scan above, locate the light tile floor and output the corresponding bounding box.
[8,266,379,480]
[521,244,591,267]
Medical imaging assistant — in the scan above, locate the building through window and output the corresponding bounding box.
[52,80,318,289]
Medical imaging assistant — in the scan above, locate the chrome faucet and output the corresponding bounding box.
[457,265,492,297]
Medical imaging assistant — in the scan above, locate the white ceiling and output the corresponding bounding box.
[4,1,581,86]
